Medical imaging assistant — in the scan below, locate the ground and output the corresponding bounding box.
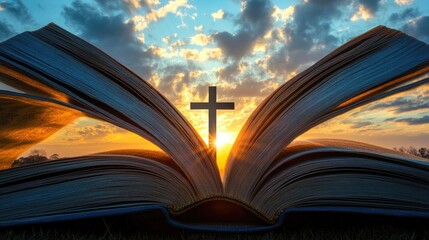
[1,215,428,240]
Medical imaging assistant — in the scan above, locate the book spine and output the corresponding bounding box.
[168,194,278,224]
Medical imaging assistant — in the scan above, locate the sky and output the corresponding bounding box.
[0,0,428,173]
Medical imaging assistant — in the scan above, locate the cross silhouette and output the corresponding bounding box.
[190,86,234,160]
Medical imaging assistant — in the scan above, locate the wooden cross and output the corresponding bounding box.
[190,86,234,160]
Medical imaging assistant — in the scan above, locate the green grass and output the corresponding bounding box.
[1,224,429,240]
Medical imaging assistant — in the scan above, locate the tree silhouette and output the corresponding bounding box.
[49,154,60,160]
[30,149,47,157]
[394,146,429,159]
[11,150,61,168]
[418,148,428,158]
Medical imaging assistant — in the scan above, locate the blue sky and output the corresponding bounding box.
[0,0,428,170]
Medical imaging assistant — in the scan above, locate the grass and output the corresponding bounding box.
[1,220,429,240]
[1,210,428,239]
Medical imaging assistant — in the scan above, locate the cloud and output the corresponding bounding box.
[94,0,135,12]
[366,95,429,114]
[64,123,127,142]
[266,0,346,76]
[194,25,203,32]
[0,20,15,41]
[349,121,373,129]
[215,63,241,82]
[175,6,194,28]
[192,80,275,107]
[351,4,373,21]
[213,60,278,98]
[401,16,429,43]
[162,34,178,44]
[63,0,159,79]
[358,0,382,13]
[395,115,429,125]
[351,0,383,21]
[389,8,419,23]
[395,0,413,5]
[151,45,222,62]
[215,61,267,83]
[147,62,269,118]
[181,48,222,62]
[194,83,210,101]
[146,0,190,21]
[169,39,186,50]
[94,0,160,13]
[385,117,397,121]
[272,5,294,22]
[151,63,204,103]
[213,0,274,61]
[190,33,212,46]
[219,79,277,98]
[341,119,373,129]
[0,0,33,24]
[77,124,120,139]
[131,0,191,30]
[150,62,222,109]
[211,9,225,21]
[63,2,133,42]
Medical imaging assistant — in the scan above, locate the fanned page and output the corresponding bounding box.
[0,94,79,168]
[0,23,222,198]
[0,152,197,226]
[225,26,429,201]
[249,139,429,221]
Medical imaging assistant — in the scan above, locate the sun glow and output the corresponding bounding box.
[215,132,235,148]
[215,131,237,178]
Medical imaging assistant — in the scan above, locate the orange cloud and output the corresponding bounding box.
[395,0,413,5]
[351,5,373,21]
[129,0,192,31]
[190,33,212,46]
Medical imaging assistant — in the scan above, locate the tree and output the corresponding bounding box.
[408,146,419,156]
[49,154,60,160]
[11,150,60,167]
[30,149,47,157]
[397,147,407,153]
[418,147,428,158]
[394,146,429,159]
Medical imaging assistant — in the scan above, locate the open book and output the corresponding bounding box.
[0,24,429,231]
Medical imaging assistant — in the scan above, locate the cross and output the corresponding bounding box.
[190,86,234,161]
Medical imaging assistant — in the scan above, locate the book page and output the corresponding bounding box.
[0,153,197,225]
[248,139,429,220]
[0,92,79,168]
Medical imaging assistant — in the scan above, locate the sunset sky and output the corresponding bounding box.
[0,0,429,173]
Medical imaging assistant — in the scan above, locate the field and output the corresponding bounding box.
[1,214,428,240]
[1,225,429,240]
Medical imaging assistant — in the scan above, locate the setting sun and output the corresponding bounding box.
[215,132,235,148]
